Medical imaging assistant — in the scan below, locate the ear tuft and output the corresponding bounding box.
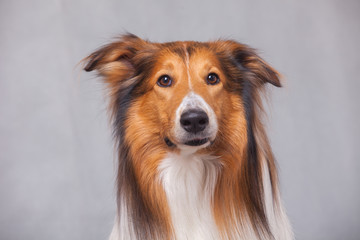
[253,56,281,87]
[82,33,144,75]
[84,51,104,72]
[222,41,282,87]
[238,48,281,87]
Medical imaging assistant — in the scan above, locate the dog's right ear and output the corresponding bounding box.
[83,34,147,79]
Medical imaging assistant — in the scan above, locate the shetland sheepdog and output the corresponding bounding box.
[83,34,293,240]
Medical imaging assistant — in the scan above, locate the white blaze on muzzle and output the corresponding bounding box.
[173,92,218,151]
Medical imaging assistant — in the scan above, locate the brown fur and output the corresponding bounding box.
[83,34,281,239]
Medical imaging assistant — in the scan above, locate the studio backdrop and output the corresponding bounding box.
[1,0,359,239]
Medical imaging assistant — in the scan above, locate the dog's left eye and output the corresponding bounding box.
[206,73,220,85]
[157,75,173,87]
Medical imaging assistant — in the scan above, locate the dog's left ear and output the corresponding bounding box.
[222,41,281,87]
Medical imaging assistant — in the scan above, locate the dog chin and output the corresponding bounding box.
[176,136,216,154]
[177,141,210,154]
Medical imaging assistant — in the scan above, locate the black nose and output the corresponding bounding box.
[180,110,209,134]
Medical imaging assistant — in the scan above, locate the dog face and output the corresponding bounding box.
[138,46,227,153]
[84,34,280,157]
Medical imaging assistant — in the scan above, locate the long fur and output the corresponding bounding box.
[83,34,293,240]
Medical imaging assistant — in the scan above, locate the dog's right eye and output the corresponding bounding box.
[157,75,173,87]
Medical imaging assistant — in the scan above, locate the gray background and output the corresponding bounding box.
[1,0,359,239]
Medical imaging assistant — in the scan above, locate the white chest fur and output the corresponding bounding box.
[110,152,293,240]
[158,152,221,240]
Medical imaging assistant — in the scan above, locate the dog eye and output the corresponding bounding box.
[206,73,220,85]
[157,75,172,87]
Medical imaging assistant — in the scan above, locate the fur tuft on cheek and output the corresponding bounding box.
[123,98,174,237]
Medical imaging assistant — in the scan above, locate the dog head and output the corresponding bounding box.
[84,34,280,156]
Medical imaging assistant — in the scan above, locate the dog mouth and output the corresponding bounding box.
[184,138,209,146]
[164,136,214,148]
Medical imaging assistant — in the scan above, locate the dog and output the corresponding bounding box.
[83,34,293,240]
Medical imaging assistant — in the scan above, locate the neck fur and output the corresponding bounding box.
[158,152,221,240]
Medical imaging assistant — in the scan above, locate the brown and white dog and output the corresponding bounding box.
[83,34,293,240]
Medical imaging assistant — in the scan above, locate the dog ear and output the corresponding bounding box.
[221,41,281,87]
[83,34,147,80]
